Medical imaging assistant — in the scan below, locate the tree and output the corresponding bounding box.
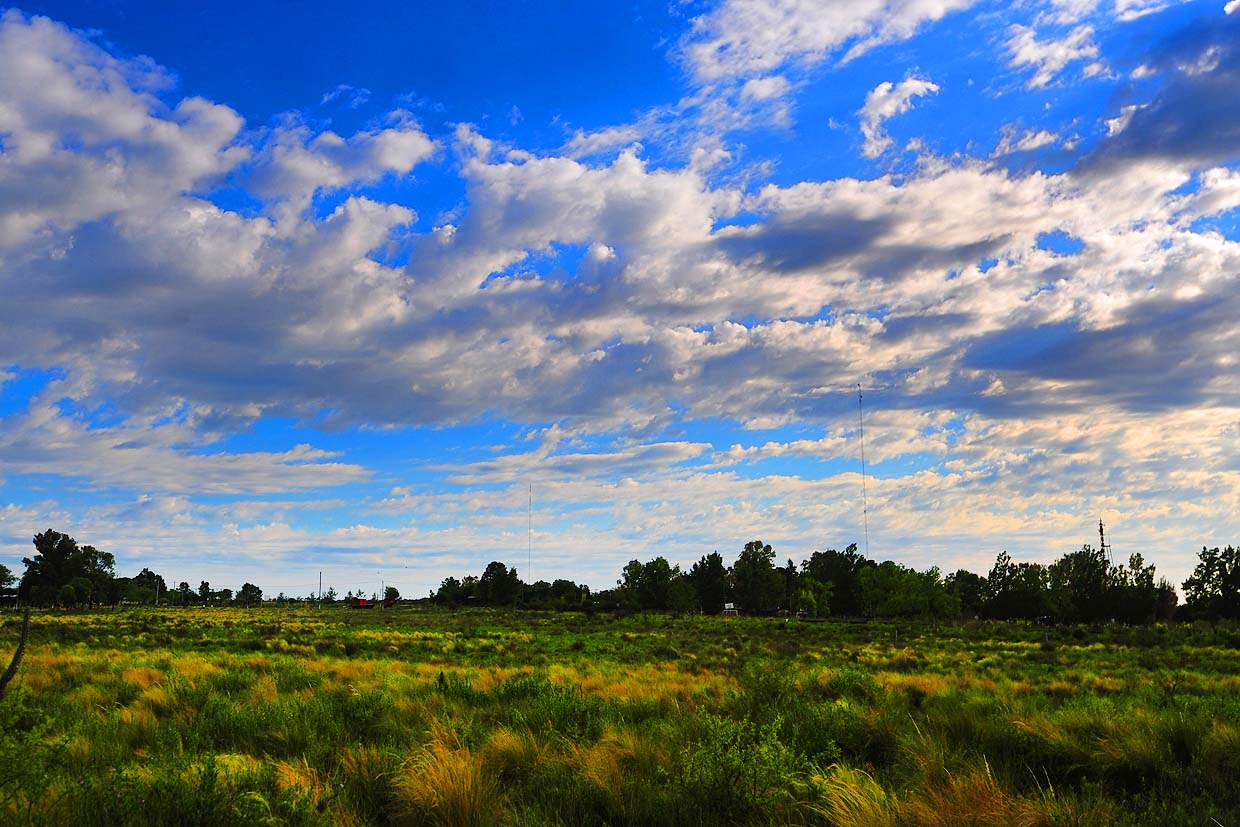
[384,586,400,602]
[0,563,15,591]
[945,569,987,618]
[802,544,872,616]
[797,576,831,618]
[984,552,1048,620]
[618,557,677,611]
[687,552,730,614]
[436,576,464,606]
[19,529,116,607]
[1047,545,1110,623]
[236,582,263,606]
[124,568,166,605]
[731,540,783,614]
[177,581,194,606]
[1182,545,1240,620]
[479,562,520,606]
[198,581,211,603]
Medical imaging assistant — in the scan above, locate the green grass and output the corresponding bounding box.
[1,607,1239,825]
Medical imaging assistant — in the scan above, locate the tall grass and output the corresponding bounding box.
[2,607,1239,826]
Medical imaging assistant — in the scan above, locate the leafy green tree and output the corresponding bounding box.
[548,578,585,610]
[619,557,678,611]
[984,552,1048,620]
[198,581,211,603]
[1183,545,1240,620]
[797,575,831,617]
[945,569,987,617]
[1107,553,1161,624]
[435,576,464,606]
[801,543,872,616]
[856,562,957,618]
[667,572,697,614]
[479,561,520,606]
[19,530,116,607]
[781,559,798,613]
[236,582,263,606]
[731,540,783,614]
[0,563,15,591]
[1047,545,1110,623]
[687,552,730,614]
[123,568,166,605]
[384,585,400,602]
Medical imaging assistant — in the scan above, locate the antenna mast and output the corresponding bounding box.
[528,482,533,583]
[1098,518,1112,566]
[858,384,871,558]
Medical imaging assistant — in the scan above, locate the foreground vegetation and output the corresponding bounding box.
[3,606,1239,826]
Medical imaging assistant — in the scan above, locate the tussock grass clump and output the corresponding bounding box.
[813,765,897,827]
[393,727,502,827]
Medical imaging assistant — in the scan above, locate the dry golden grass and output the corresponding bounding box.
[813,765,897,827]
[275,758,329,810]
[901,762,1047,827]
[393,726,502,827]
[482,727,547,780]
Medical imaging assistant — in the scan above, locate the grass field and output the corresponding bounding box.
[2,607,1239,826]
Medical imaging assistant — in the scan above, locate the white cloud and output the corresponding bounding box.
[1006,24,1100,88]
[994,126,1059,155]
[561,125,643,159]
[858,76,940,158]
[684,0,979,81]
[248,113,437,219]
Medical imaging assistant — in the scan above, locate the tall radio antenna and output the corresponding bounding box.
[1099,518,1112,566]
[858,384,870,558]
[528,482,533,583]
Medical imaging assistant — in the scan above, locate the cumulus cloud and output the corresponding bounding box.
[684,0,979,81]
[247,114,436,218]
[3,7,1240,592]
[858,77,940,158]
[1006,24,1100,88]
[993,126,1059,155]
[1095,13,1240,166]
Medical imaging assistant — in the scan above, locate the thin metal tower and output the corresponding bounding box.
[528,482,533,583]
[1099,518,1112,566]
[858,384,870,558]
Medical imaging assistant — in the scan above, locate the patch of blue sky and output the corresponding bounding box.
[22,0,685,145]
[482,242,592,286]
[0,366,63,415]
[1189,209,1240,242]
[1036,230,1086,255]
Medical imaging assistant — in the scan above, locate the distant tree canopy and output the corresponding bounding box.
[1182,545,1240,620]
[432,563,588,610]
[19,529,116,607]
[9,527,1232,624]
[13,529,267,608]
[426,536,1208,625]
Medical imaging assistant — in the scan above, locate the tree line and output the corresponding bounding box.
[3,530,264,608]
[5,527,1238,623]
[435,540,1240,624]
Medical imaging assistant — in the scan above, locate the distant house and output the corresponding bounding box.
[722,602,739,617]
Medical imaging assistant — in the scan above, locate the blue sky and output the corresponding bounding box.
[2,0,1239,597]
